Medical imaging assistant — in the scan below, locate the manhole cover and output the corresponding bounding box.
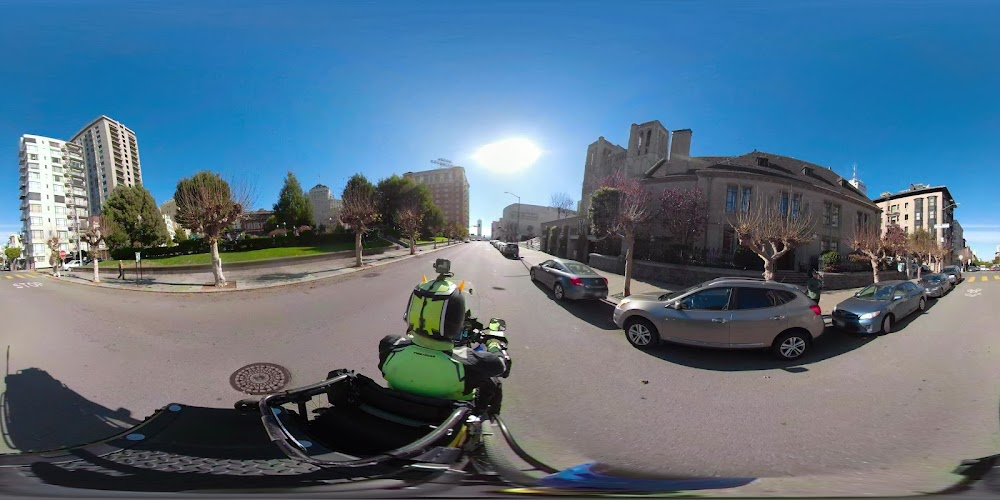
[229,363,291,395]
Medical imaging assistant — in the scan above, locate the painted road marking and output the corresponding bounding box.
[969,276,976,282]
[12,282,43,289]
[3,276,10,280]
[994,275,999,280]
[965,288,982,297]
[14,274,26,278]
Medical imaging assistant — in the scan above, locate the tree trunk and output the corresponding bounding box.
[915,258,922,279]
[409,236,416,255]
[93,257,101,283]
[871,257,880,284]
[210,239,226,286]
[354,230,364,267]
[624,229,635,297]
[761,256,776,281]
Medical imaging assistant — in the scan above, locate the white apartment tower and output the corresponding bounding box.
[70,115,142,214]
[18,135,90,268]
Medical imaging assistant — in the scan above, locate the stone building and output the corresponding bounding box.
[545,120,881,273]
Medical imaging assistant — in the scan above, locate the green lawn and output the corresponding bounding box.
[98,241,388,268]
[415,237,451,244]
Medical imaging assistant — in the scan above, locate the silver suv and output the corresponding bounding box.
[612,278,825,360]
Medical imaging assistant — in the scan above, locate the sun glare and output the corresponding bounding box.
[472,138,542,172]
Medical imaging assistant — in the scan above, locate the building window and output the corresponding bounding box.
[30,216,42,225]
[31,230,43,239]
[740,187,752,213]
[820,238,829,253]
[28,181,41,191]
[822,202,831,226]
[914,198,923,229]
[29,171,40,180]
[722,228,736,254]
[831,204,841,228]
[857,211,869,228]
[791,194,802,219]
[56,219,67,228]
[33,243,45,254]
[756,157,769,167]
[29,204,41,213]
[778,191,790,216]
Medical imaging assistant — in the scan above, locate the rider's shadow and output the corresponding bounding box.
[2,367,140,452]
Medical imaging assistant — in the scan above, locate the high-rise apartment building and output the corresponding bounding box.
[70,115,142,214]
[403,166,469,231]
[874,184,959,263]
[18,135,90,268]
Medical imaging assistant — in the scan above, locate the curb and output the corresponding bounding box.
[51,244,456,294]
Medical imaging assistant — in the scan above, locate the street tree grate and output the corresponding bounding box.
[229,363,291,395]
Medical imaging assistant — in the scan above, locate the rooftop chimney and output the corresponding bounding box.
[669,129,692,161]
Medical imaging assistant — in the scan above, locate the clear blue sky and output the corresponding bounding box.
[2,0,998,258]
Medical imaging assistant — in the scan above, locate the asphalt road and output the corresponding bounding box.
[1,243,997,493]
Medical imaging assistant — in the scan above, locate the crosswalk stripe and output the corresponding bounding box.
[994,275,999,280]
[4,276,10,280]
[969,276,976,282]
[14,274,25,278]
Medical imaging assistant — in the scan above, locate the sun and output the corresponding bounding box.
[472,138,542,172]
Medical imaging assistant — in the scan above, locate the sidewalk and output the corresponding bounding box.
[51,242,457,293]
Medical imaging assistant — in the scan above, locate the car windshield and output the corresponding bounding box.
[855,284,896,300]
[922,275,943,283]
[943,267,958,273]
[662,284,701,301]
[564,262,596,275]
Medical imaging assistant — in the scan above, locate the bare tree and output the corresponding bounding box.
[729,192,816,281]
[81,216,108,283]
[658,187,709,260]
[907,229,934,279]
[46,232,62,277]
[396,203,423,255]
[588,170,654,297]
[850,223,906,284]
[339,174,379,267]
[550,192,575,219]
[174,171,255,286]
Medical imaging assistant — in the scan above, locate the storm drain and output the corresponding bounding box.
[229,362,291,395]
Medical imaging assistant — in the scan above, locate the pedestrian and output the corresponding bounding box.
[117,259,125,280]
[806,269,823,305]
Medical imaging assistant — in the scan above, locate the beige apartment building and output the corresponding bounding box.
[403,166,470,230]
[546,120,880,272]
[874,184,959,261]
[70,115,142,214]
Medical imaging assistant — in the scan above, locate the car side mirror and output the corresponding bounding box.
[667,301,681,310]
[893,295,904,301]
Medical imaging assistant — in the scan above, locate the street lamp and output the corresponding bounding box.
[504,191,520,243]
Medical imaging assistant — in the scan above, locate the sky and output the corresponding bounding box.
[2,0,998,258]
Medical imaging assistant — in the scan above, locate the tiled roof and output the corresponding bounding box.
[695,151,874,206]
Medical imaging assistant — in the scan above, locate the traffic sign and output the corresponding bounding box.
[135,252,141,262]
[934,223,950,229]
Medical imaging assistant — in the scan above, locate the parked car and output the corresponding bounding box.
[992,265,1000,272]
[63,259,83,271]
[968,265,979,272]
[941,265,962,283]
[529,258,608,301]
[612,278,824,360]
[831,280,926,335]
[918,273,952,298]
[500,243,519,258]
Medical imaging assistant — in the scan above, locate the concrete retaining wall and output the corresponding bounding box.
[588,253,906,290]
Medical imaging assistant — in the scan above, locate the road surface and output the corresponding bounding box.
[1,243,997,495]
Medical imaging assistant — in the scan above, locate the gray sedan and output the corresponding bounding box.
[529,258,608,300]
[918,273,952,298]
[831,280,926,334]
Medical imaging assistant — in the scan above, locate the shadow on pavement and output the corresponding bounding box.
[2,367,141,452]
[531,281,618,331]
[252,271,311,281]
[637,328,879,372]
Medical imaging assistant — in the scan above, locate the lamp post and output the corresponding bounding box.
[504,191,520,243]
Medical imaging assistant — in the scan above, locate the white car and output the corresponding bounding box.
[63,259,83,270]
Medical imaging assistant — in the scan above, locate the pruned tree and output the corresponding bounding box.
[927,241,948,272]
[588,170,654,297]
[46,232,62,277]
[659,187,709,260]
[81,216,109,283]
[850,223,906,283]
[907,229,935,279]
[174,171,256,286]
[339,174,379,267]
[550,192,575,219]
[397,203,423,255]
[729,192,816,281]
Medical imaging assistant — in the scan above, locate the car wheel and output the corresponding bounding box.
[771,330,811,360]
[881,314,894,334]
[529,269,536,281]
[918,297,926,312]
[553,283,565,300]
[624,318,660,350]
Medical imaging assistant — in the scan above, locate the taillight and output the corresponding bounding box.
[809,304,822,316]
[602,277,608,286]
[570,277,583,286]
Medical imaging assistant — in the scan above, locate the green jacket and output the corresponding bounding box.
[806,278,822,299]
[378,333,507,401]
